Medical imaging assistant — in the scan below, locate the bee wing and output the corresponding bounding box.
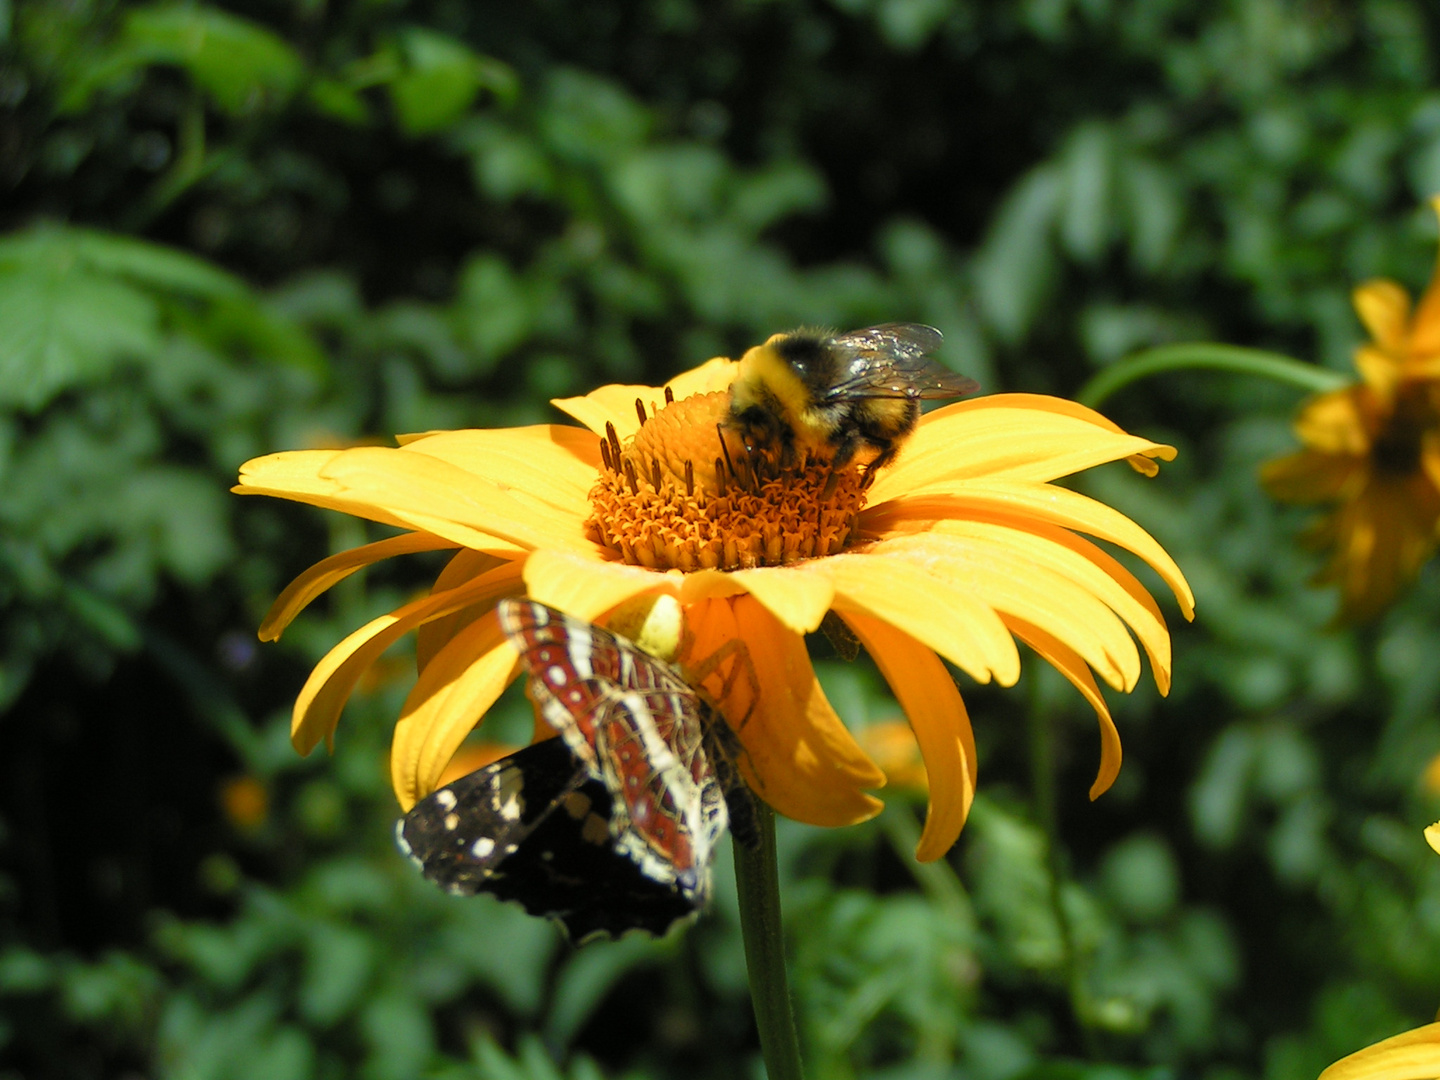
[828,323,980,400]
[833,323,945,361]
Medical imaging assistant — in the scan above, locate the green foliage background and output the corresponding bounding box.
[4,1,1440,1077]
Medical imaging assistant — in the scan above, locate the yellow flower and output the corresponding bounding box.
[1262,199,1440,622]
[1316,823,1440,1080]
[235,355,1192,861]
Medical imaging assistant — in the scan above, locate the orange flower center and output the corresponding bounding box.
[585,390,867,571]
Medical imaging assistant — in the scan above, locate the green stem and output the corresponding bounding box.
[878,805,968,919]
[734,803,805,1080]
[1075,343,1348,410]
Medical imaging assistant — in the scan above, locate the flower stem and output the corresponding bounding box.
[1075,343,1348,410]
[733,802,805,1080]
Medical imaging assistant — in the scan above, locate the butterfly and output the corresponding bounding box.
[397,598,755,940]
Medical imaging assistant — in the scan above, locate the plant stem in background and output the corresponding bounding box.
[1075,344,1347,410]
[879,805,969,921]
[734,802,805,1080]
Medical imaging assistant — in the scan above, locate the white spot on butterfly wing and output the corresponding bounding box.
[565,628,594,679]
[493,763,527,820]
[395,820,425,870]
[471,837,495,859]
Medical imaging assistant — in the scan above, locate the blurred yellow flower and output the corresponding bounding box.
[1423,753,1440,797]
[220,775,268,830]
[1317,822,1440,1080]
[857,720,930,793]
[1262,198,1440,621]
[236,355,1192,861]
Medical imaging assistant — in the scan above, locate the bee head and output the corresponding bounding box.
[731,334,806,422]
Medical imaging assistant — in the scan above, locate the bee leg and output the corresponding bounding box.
[818,436,860,498]
[864,442,898,476]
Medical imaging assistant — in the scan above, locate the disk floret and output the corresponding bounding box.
[585,390,866,571]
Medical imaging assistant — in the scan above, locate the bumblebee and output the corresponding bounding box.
[726,322,979,477]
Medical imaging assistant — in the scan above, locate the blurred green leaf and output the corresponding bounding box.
[547,936,664,1048]
[388,28,516,136]
[299,923,375,1026]
[0,257,159,411]
[973,166,1061,343]
[359,989,434,1080]
[118,4,303,115]
[0,947,56,994]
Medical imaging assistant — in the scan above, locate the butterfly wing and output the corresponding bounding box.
[497,599,730,903]
[396,738,700,939]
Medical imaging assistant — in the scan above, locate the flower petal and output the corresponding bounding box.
[941,517,1175,691]
[821,550,1021,686]
[260,532,459,642]
[319,446,594,553]
[842,613,976,861]
[416,549,517,673]
[1319,1021,1440,1080]
[864,481,1195,621]
[550,384,662,440]
[1410,197,1440,357]
[678,568,747,603]
[1291,385,1376,455]
[391,611,520,809]
[874,394,1175,498]
[872,505,1178,691]
[237,449,417,530]
[684,595,884,827]
[1355,345,1404,402]
[1261,449,1364,503]
[291,561,524,756]
[680,563,844,634]
[395,425,602,515]
[238,449,528,555]
[1319,472,1440,621]
[524,549,678,621]
[1004,615,1121,799]
[551,359,739,441]
[664,356,740,399]
[1353,279,1412,354]
[867,531,1142,692]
